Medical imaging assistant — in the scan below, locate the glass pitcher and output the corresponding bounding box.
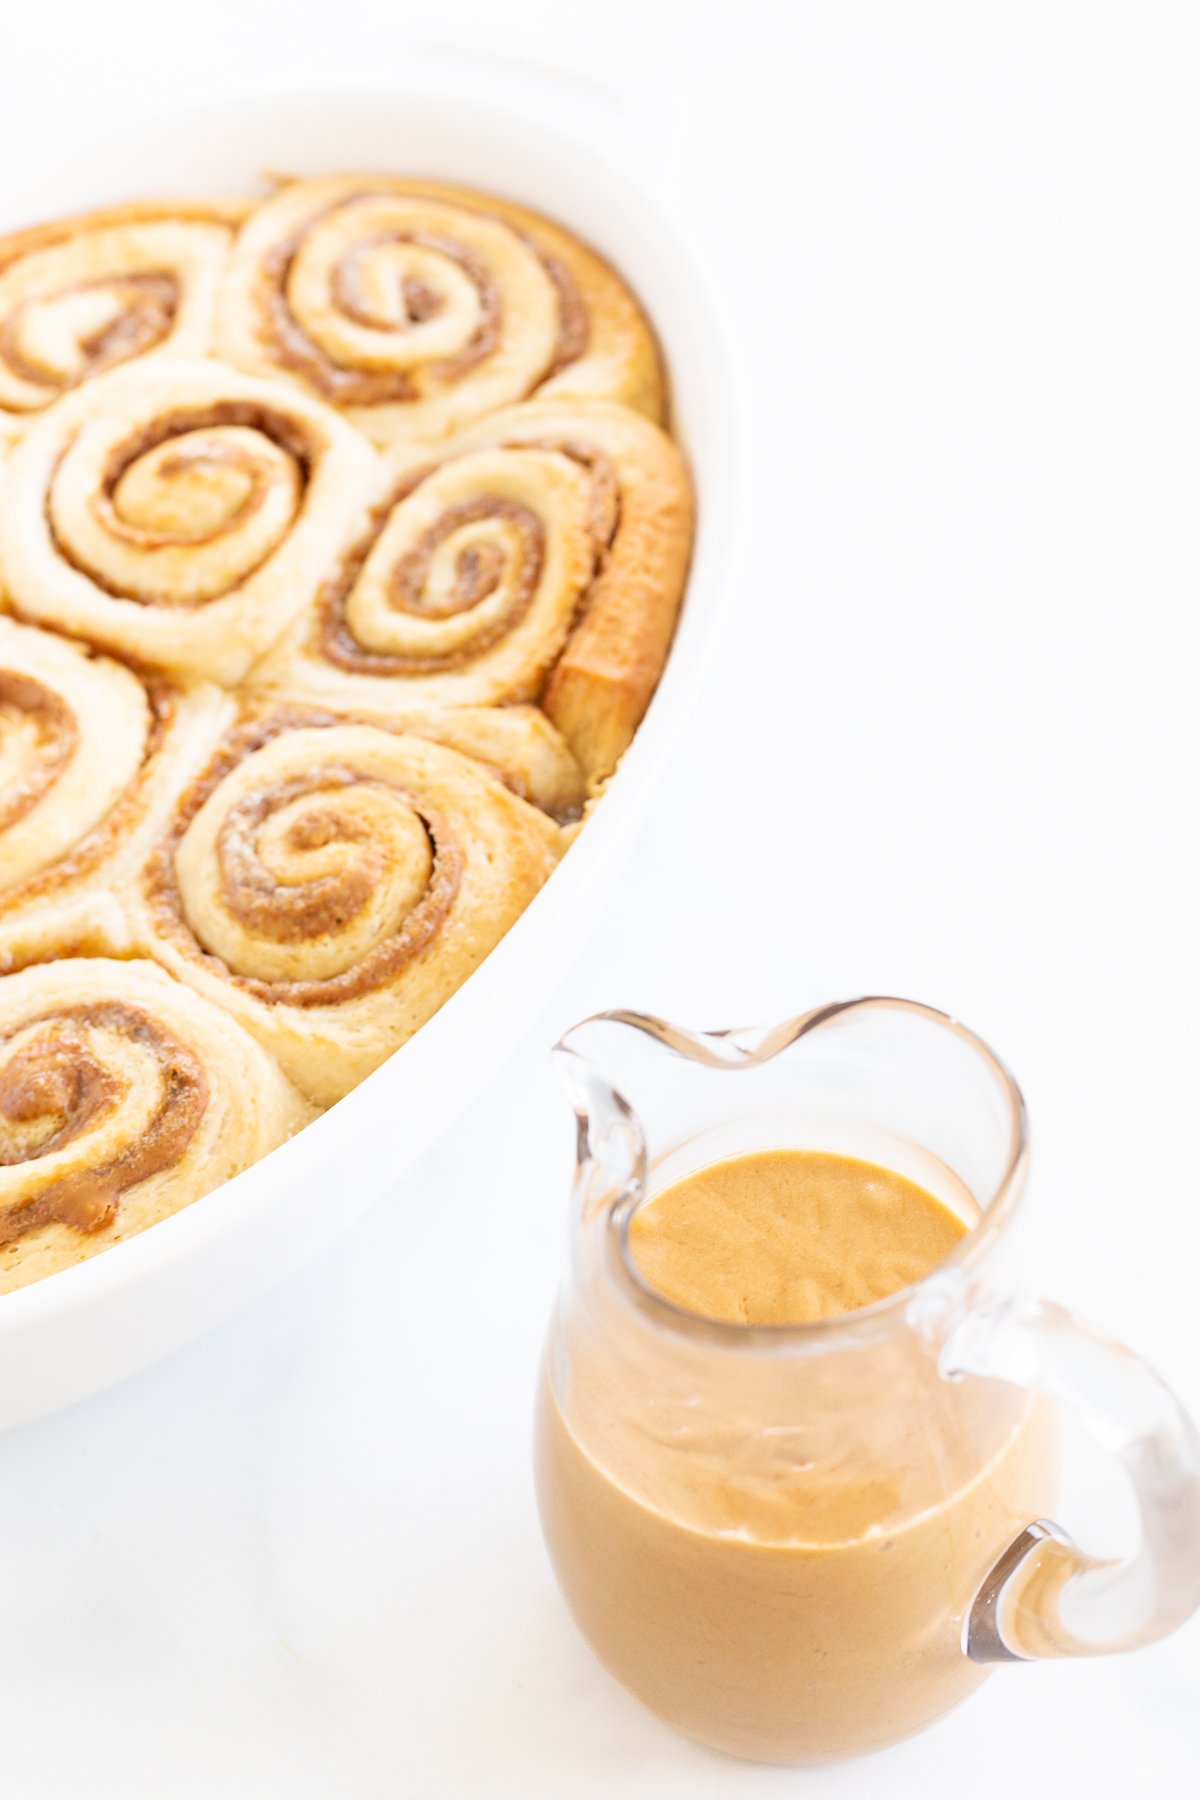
[533,997,1200,1764]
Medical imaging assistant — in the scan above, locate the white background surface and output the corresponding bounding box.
[1,3,1198,1795]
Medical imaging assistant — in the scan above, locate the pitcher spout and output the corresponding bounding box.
[552,999,969,1236]
[552,1005,837,1227]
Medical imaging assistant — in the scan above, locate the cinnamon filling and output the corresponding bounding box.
[400,277,444,324]
[261,222,500,405]
[141,711,465,1008]
[517,437,622,549]
[50,401,315,606]
[391,497,542,625]
[253,190,588,404]
[329,235,456,332]
[0,670,78,834]
[0,1001,207,1242]
[216,767,390,941]
[537,250,590,377]
[315,443,619,679]
[97,439,279,550]
[0,678,172,914]
[0,271,178,395]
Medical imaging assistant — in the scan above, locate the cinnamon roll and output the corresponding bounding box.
[0,614,231,920]
[0,200,243,425]
[125,712,564,1104]
[252,397,693,781]
[0,955,312,1296]
[215,175,664,446]
[0,356,377,684]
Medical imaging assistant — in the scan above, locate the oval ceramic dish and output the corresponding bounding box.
[0,80,733,1428]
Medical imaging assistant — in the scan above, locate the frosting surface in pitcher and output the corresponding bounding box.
[628,1148,968,1324]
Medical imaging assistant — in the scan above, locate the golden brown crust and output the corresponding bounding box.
[525,411,694,779]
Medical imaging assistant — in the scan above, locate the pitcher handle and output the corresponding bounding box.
[938,1296,1200,1661]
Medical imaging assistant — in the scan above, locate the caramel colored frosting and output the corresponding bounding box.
[537,1150,1059,1762]
[629,1148,968,1325]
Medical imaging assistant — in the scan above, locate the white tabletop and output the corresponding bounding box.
[1,4,1198,1795]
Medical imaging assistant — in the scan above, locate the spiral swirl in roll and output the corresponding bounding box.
[0,356,377,684]
[126,711,563,1103]
[254,397,693,781]
[216,175,664,446]
[0,955,311,1295]
[0,200,243,422]
[0,613,230,920]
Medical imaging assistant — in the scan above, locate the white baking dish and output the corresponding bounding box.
[0,79,734,1428]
